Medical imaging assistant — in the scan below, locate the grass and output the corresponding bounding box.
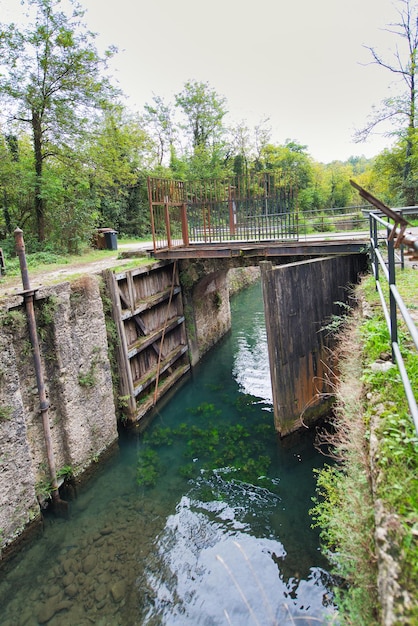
[311,268,418,624]
[0,242,153,294]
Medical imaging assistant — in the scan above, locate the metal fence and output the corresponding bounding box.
[296,205,369,239]
[147,175,297,251]
[369,211,418,434]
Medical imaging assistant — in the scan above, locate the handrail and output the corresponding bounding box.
[364,199,418,434]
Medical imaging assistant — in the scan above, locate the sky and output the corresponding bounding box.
[1,0,408,163]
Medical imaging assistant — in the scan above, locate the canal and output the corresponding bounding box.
[0,280,336,625]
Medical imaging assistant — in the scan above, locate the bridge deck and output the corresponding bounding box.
[152,235,369,260]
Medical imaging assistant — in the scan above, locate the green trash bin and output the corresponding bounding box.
[104,230,118,250]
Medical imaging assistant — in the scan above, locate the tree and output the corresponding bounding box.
[0,0,118,242]
[175,80,227,152]
[356,0,418,204]
[0,132,37,241]
[259,140,313,189]
[86,106,153,235]
[142,95,176,167]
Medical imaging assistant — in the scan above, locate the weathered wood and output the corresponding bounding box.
[106,262,190,424]
[105,271,136,418]
[260,255,366,436]
[120,286,181,320]
[133,345,189,395]
[127,316,184,358]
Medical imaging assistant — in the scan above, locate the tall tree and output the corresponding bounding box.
[0,0,118,242]
[142,95,176,167]
[260,140,313,189]
[356,0,418,204]
[175,80,227,152]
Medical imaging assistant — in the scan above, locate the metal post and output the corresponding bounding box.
[228,185,236,236]
[387,236,398,363]
[14,228,67,515]
[372,214,379,283]
[181,202,189,246]
[147,177,157,254]
[164,201,171,249]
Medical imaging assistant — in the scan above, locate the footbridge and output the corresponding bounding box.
[145,176,417,435]
[147,174,369,261]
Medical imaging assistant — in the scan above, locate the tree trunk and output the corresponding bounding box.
[32,110,46,242]
[3,190,12,234]
[404,50,416,206]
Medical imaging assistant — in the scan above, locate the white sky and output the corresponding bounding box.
[2,0,407,163]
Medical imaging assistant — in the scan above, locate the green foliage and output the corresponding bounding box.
[175,80,227,152]
[356,0,418,205]
[78,369,96,389]
[312,213,335,233]
[136,396,277,494]
[312,271,418,623]
[0,309,26,332]
[136,448,160,488]
[78,348,101,389]
[0,0,120,242]
[35,478,53,500]
[212,291,222,310]
[37,295,59,327]
[319,301,351,337]
[311,461,378,625]
[56,465,74,480]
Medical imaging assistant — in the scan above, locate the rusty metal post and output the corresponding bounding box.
[181,203,189,246]
[14,228,66,514]
[147,176,158,254]
[164,200,172,249]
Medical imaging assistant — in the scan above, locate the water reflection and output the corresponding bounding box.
[142,481,334,626]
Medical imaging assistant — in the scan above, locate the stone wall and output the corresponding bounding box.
[0,275,118,556]
[180,261,261,366]
[0,263,261,556]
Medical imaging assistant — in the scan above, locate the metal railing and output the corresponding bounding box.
[147,175,297,251]
[351,177,418,435]
[295,205,369,239]
[369,211,418,434]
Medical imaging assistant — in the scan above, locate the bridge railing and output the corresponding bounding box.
[147,175,298,250]
[296,205,369,238]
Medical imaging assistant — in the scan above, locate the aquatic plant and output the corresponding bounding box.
[137,398,279,496]
[235,393,258,413]
[187,401,222,418]
[137,448,161,488]
[143,426,173,447]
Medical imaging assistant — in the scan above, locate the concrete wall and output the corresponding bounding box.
[0,276,118,557]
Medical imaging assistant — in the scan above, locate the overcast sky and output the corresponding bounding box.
[2,0,408,163]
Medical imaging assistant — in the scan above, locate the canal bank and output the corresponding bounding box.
[0,279,336,626]
[0,261,260,559]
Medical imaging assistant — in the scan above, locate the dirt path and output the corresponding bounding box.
[0,241,154,299]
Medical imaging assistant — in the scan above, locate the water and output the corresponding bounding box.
[0,280,336,626]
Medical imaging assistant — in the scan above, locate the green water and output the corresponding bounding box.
[0,281,336,626]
